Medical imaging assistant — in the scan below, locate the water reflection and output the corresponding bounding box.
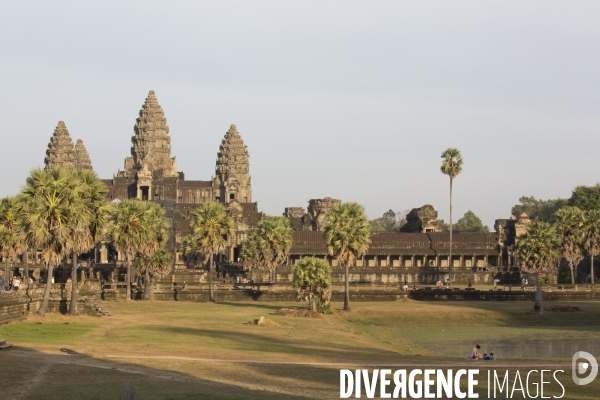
[443,339,600,359]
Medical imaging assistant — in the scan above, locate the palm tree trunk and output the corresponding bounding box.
[570,262,575,284]
[69,253,79,315]
[144,269,151,300]
[533,273,543,311]
[343,261,350,311]
[4,257,9,291]
[592,254,595,285]
[309,291,315,311]
[38,263,54,317]
[209,254,215,302]
[449,177,453,283]
[22,248,29,283]
[126,253,132,300]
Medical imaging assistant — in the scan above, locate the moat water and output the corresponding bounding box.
[443,338,600,359]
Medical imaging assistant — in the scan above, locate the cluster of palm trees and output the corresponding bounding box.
[109,200,169,300]
[0,167,111,316]
[0,167,170,315]
[516,207,600,311]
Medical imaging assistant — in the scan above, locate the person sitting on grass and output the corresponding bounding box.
[466,344,483,360]
[484,352,495,361]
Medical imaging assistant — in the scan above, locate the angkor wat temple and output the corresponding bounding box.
[41,91,532,284]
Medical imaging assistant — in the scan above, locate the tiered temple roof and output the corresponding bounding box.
[73,139,93,171]
[215,124,250,179]
[44,121,75,170]
[214,124,252,203]
[124,90,177,177]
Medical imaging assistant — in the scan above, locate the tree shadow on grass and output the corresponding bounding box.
[216,301,297,311]
[1,347,320,400]
[148,325,402,362]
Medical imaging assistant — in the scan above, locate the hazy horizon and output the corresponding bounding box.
[1,1,599,227]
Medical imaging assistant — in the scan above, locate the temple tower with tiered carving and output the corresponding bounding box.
[213,124,252,204]
[121,90,178,199]
[73,139,93,171]
[44,121,76,170]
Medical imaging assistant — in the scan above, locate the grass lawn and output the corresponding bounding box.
[0,299,599,399]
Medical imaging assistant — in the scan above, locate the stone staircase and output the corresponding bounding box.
[0,338,12,350]
[84,298,112,316]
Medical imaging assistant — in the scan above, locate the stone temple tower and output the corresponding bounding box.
[44,121,76,170]
[73,139,93,171]
[213,124,251,203]
[123,90,177,178]
[121,91,177,200]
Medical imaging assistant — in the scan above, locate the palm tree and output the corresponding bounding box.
[292,256,332,312]
[440,148,463,281]
[20,167,88,316]
[134,248,172,299]
[583,210,600,285]
[239,234,261,272]
[0,196,25,291]
[241,217,293,283]
[323,202,371,311]
[555,207,585,284]
[68,170,110,315]
[181,235,204,269]
[517,222,560,311]
[109,201,166,300]
[189,202,233,302]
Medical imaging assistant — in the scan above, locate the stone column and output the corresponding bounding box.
[100,243,108,264]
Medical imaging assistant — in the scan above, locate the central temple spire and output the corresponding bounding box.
[124,90,177,177]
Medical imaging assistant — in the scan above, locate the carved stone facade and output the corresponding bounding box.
[401,204,445,233]
[44,121,76,170]
[284,197,341,231]
[38,90,536,282]
[125,90,177,178]
[73,139,93,171]
[44,121,93,172]
[213,125,252,204]
[98,91,258,264]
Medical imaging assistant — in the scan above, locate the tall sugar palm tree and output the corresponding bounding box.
[189,202,233,302]
[440,148,463,281]
[68,170,110,315]
[20,167,88,316]
[555,206,585,284]
[0,196,25,290]
[241,216,293,282]
[517,222,560,311]
[109,200,163,300]
[583,210,600,285]
[323,202,371,311]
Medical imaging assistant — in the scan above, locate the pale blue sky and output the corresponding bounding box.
[1,1,599,226]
